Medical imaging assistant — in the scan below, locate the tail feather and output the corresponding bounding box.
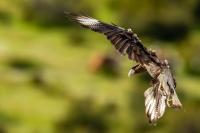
[144,86,167,123]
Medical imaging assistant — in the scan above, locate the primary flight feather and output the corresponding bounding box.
[66,12,182,123]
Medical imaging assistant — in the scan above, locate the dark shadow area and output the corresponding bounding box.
[6,58,41,72]
[56,98,118,133]
[0,11,12,24]
[145,21,189,42]
[22,0,69,28]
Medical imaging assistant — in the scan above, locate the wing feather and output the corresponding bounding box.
[66,12,158,64]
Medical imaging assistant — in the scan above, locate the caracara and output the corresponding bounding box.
[66,12,182,124]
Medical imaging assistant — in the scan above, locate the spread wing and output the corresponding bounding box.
[66,12,158,64]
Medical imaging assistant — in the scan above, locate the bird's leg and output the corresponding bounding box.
[150,78,158,86]
[128,64,146,77]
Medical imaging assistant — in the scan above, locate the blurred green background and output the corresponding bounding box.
[0,0,200,133]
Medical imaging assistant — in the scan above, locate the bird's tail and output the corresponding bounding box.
[144,84,167,124]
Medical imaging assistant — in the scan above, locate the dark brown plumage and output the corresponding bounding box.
[66,12,182,124]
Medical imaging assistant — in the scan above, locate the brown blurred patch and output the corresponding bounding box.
[88,53,120,77]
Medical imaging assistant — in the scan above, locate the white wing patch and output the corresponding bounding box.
[76,16,100,26]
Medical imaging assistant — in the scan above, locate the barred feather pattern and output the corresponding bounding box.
[144,83,167,123]
[67,12,182,124]
[66,12,159,65]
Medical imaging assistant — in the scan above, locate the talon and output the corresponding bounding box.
[167,98,172,107]
[128,69,135,77]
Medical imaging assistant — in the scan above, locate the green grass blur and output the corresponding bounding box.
[0,0,200,133]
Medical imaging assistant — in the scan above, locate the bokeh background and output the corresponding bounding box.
[0,0,200,133]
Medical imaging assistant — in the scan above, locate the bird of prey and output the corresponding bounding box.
[66,12,182,124]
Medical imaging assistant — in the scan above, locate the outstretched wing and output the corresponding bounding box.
[66,12,157,64]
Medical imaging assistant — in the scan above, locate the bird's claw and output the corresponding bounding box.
[128,69,135,77]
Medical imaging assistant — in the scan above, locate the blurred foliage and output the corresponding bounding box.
[0,0,200,133]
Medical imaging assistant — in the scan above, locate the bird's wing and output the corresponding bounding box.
[66,12,158,64]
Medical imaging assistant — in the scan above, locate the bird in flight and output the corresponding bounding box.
[66,12,182,124]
